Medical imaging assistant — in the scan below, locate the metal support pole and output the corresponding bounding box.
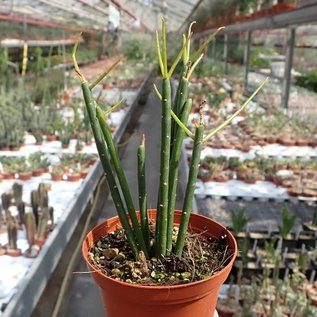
[223,33,228,74]
[281,27,296,109]
[244,31,252,89]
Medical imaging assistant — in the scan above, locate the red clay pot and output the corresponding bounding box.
[82,210,237,317]
[278,138,295,146]
[244,178,257,184]
[309,140,317,147]
[67,174,81,182]
[19,172,32,181]
[51,173,63,181]
[213,175,229,183]
[32,169,45,177]
[287,188,302,197]
[80,171,89,179]
[10,146,21,151]
[3,171,15,180]
[89,158,98,166]
[35,237,46,248]
[7,248,22,257]
[46,135,57,142]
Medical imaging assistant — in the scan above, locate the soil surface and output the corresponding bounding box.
[88,226,233,286]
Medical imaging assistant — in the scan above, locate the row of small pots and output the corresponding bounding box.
[0,170,88,182]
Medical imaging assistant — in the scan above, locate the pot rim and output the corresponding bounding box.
[82,210,237,290]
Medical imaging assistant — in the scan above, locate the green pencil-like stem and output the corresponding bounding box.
[174,77,189,117]
[104,98,126,116]
[175,122,204,256]
[161,19,168,77]
[156,78,172,256]
[166,98,192,254]
[81,82,139,258]
[138,134,150,250]
[96,106,149,258]
[190,27,225,61]
[73,41,140,258]
[171,76,189,153]
[89,59,120,90]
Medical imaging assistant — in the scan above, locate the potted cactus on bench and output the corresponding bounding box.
[72,20,267,317]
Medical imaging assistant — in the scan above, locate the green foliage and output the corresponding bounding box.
[60,133,70,146]
[295,70,317,93]
[193,58,220,78]
[122,39,155,62]
[278,205,297,239]
[123,40,144,60]
[239,238,251,266]
[228,43,244,64]
[230,207,249,235]
[191,0,238,26]
[29,151,49,170]
[238,0,258,14]
[51,165,64,175]
[74,20,266,260]
[250,56,270,69]
[264,238,280,264]
[0,48,9,74]
[0,86,27,148]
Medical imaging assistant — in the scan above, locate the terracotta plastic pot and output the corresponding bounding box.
[67,174,81,182]
[32,169,45,177]
[82,210,237,317]
[51,173,63,181]
[19,172,32,181]
[46,135,57,142]
[7,248,22,257]
[3,172,15,180]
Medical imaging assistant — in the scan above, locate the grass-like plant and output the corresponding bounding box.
[72,20,267,259]
[230,207,250,236]
[278,205,297,239]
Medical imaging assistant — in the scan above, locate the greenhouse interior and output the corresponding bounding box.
[0,1,317,317]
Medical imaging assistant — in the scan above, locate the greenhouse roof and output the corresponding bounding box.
[0,0,201,33]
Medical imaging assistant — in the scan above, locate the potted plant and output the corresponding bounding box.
[67,165,81,182]
[84,131,93,146]
[50,165,64,181]
[33,132,44,145]
[72,21,267,317]
[276,205,297,249]
[60,134,71,149]
[29,151,46,176]
[75,139,84,152]
[18,162,33,181]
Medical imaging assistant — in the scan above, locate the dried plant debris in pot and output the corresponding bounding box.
[88,227,233,286]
